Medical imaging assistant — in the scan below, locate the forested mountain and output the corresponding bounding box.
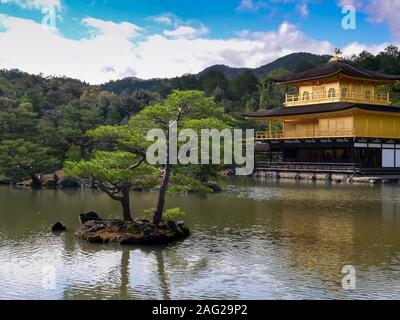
[198,52,330,79]
[252,52,331,78]
[0,46,400,183]
[197,65,251,80]
[102,52,330,94]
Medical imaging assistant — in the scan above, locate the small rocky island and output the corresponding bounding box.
[75,212,190,245]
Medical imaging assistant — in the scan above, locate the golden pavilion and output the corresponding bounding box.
[246,53,400,174]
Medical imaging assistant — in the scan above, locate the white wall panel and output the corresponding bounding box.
[383,149,395,168]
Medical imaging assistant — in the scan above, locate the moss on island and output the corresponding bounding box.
[76,218,190,245]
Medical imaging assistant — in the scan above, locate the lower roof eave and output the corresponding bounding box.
[245,102,400,120]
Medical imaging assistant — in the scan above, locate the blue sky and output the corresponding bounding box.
[0,0,398,83]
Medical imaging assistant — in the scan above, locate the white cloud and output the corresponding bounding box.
[152,13,208,40]
[233,22,334,59]
[237,0,311,14]
[341,41,392,56]
[0,15,396,84]
[338,0,400,40]
[0,0,62,11]
[338,0,364,9]
[237,0,257,11]
[237,0,269,11]
[151,13,175,26]
[296,3,309,16]
[366,0,400,41]
[132,35,265,78]
[0,15,139,84]
[163,24,208,40]
[82,17,143,39]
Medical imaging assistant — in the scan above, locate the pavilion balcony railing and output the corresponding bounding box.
[256,128,400,140]
[285,91,390,106]
[256,129,355,140]
[256,161,362,173]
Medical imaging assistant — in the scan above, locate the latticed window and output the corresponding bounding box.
[365,90,372,99]
[341,88,349,98]
[328,88,336,98]
[303,91,310,100]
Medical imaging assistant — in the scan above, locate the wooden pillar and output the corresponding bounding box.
[318,140,322,162]
[269,121,272,138]
[350,83,353,99]
[367,147,372,168]
[269,144,273,162]
[350,142,355,163]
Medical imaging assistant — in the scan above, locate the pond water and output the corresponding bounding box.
[1,178,400,300]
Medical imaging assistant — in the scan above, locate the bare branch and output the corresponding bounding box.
[176,102,189,122]
[154,117,168,126]
[125,146,146,158]
[97,183,123,201]
[129,157,145,170]
[109,181,122,191]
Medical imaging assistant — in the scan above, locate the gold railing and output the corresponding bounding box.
[285,91,390,106]
[256,128,400,140]
[256,129,354,140]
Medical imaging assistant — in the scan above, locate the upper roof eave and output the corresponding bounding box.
[272,60,400,85]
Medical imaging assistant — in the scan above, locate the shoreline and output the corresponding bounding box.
[253,171,400,184]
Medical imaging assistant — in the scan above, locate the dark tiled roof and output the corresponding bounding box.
[246,103,400,118]
[273,60,400,83]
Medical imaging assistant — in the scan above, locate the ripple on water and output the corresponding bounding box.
[2,181,400,299]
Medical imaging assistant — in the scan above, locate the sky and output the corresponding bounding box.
[0,0,399,84]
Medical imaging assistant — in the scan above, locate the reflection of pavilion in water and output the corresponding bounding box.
[42,183,400,298]
[252,186,400,289]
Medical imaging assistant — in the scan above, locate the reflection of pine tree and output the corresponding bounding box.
[155,250,171,300]
[119,249,130,298]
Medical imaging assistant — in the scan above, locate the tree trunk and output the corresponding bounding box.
[153,126,173,226]
[120,185,133,221]
[153,164,172,225]
[30,174,42,189]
